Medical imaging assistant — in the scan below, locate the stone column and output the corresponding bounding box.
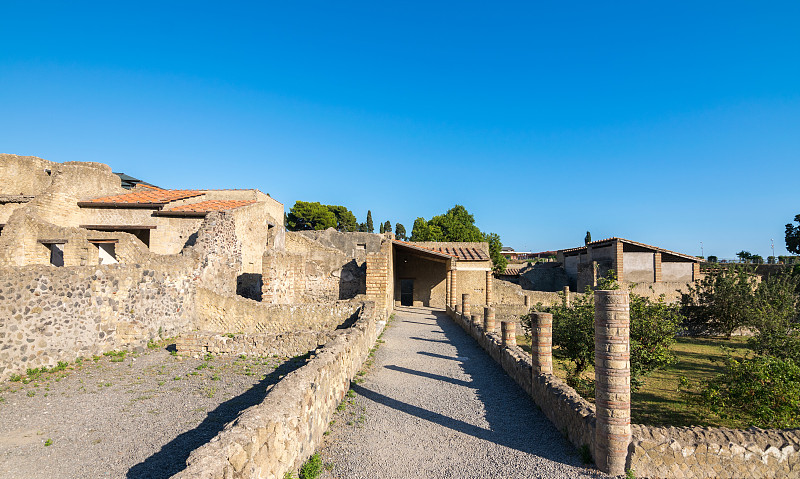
[485,270,493,305]
[531,312,553,375]
[594,290,631,476]
[446,270,452,310]
[450,269,458,310]
[462,293,471,318]
[501,321,516,347]
[483,306,495,332]
[562,286,571,307]
[471,314,480,331]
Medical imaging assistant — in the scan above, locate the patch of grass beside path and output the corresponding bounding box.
[516,335,750,428]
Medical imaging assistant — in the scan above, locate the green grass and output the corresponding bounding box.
[517,335,750,427]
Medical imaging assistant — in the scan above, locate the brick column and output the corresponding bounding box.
[531,312,553,375]
[692,262,700,281]
[594,290,631,476]
[450,269,458,309]
[563,286,571,307]
[471,314,480,331]
[461,293,470,318]
[446,270,452,310]
[614,240,624,282]
[483,306,495,332]
[501,321,516,347]
[653,252,662,282]
[485,270,493,305]
[366,253,389,314]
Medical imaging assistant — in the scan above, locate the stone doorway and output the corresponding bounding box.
[400,279,414,306]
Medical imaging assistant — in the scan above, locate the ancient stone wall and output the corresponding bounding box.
[195,287,363,333]
[262,232,365,304]
[171,302,384,479]
[629,425,800,478]
[175,329,338,358]
[296,228,383,262]
[0,260,196,380]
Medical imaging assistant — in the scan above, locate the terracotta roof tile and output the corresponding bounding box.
[83,189,203,205]
[167,200,256,213]
[425,245,489,261]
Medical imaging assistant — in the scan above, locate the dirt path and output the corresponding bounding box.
[319,307,608,479]
[0,346,307,479]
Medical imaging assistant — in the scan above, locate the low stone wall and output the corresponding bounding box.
[175,330,337,358]
[447,308,597,455]
[171,302,385,479]
[0,261,196,380]
[629,425,800,478]
[194,288,363,334]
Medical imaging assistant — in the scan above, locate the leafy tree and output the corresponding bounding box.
[768,256,776,265]
[707,255,718,263]
[736,250,752,263]
[383,220,391,235]
[748,271,800,361]
[286,201,337,231]
[751,254,764,264]
[786,214,800,254]
[379,222,385,234]
[585,231,592,245]
[366,210,374,233]
[395,223,407,241]
[326,205,357,232]
[681,266,756,338]
[410,217,441,241]
[484,232,507,274]
[426,205,484,242]
[524,276,681,391]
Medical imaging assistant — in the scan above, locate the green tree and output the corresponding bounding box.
[585,231,592,245]
[751,254,764,264]
[383,220,391,235]
[379,222,385,234]
[786,214,800,254]
[366,210,374,233]
[395,223,407,241]
[484,232,507,274]
[286,201,337,231]
[525,281,680,391]
[427,205,484,242]
[736,250,752,263]
[410,217,439,241]
[707,255,718,263]
[681,266,757,338]
[326,205,357,232]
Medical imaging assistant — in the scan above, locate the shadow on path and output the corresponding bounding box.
[126,355,309,479]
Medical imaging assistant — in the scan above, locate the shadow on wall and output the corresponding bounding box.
[237,273,263,301]
[125,353,311,479]
[338,259,366,300]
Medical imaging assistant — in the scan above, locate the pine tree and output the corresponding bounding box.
[383,220,391,235]
[395,223,407,241]
[366,210,374,233]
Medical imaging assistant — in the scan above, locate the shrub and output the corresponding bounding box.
[694,354,800,429]
[299,453,323,479]
[680,266,756,337]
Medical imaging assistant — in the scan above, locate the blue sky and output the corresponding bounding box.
[2,1,798,259]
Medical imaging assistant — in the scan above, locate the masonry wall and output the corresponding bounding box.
[195,287,363,334]
[662,262,693,282]
[623,252,656,283]
[262,232,365,304]
[171,302,384,479]
[0,260,196,380]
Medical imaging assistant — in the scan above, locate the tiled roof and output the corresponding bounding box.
[560,237,701,262]
[82,188,203,206]
[501,267,522,276]
[426,245,489,261]
[167,200,256,213]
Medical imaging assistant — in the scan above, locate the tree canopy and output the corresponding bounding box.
[395,223,407,241]
[286,201,337,231]
[409,205,506,272]
[327,205,357,232]
[366,210,374,233]
[787,214,800,255]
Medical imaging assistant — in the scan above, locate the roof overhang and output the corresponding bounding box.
[392,240,455,263]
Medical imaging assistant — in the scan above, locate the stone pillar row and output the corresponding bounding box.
[530,312,553,375]
[501,321,516,347]
[483,306,495,332]
[462,293,470,318]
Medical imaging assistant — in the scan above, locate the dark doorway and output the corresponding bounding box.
[400,279,414,306]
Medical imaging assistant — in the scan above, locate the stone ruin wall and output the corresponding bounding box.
[262,231,366,304]
[0,211,241,380]
[171,302,384,479]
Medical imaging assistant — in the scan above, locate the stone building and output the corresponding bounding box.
[557,237,702,291]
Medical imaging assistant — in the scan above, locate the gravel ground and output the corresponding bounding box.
[0,344,308,479]
[318,307,610,479]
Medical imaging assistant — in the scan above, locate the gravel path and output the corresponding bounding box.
[0,345,308,479]
[319,307,609,479]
